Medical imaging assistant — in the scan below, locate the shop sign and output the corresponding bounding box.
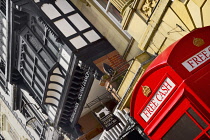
[182,46,210,72]
[95,107,120,131]
[78,71,89,100]
[70,102,79,122]
[70,71,90,122]
[140,77,176,122]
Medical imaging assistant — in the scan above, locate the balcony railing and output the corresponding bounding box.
[84,92,114,109]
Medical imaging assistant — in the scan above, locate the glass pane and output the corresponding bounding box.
[54,19,76,37]
[33,81,43,95]
[96,0,108,9]
[23,61,33,74]
[46,41,59,58]
[197,134,209,140]
[188,108,208,129]
[25,45,35,61]
[28,35,42,51]
[39,50,54,68]
[55,0,74,14]
[208,129,210,136]
[162,114,202,140]
[35,67,46,81]
[37,59,48,73]
[34,75,45,89]
[107,3,122,23]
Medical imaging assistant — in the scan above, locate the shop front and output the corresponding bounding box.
[130,26,210,140]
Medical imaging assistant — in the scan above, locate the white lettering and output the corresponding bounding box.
[78,71,90,100]
[182,46,210,72]
[70,103,79,122]
[140,78,176,122]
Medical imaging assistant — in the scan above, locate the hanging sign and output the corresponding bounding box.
[95,107,120,131]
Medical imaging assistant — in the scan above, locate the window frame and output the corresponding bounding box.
[93,0,131,38]
[152,98,210,140]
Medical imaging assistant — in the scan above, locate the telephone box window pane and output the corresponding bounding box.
[162,114,202,140]
[197,134,209,140]
[207,129,210,136]
[187,108,208,129]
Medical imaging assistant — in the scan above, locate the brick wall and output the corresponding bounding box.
[93,50,129,75]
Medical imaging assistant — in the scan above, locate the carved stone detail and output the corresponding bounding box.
[110,0,133,14]
[141,0,159,18]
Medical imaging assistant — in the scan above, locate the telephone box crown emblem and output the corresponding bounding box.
[142,86,151,97]
[193,38,205,47]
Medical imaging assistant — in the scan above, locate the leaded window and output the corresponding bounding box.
[94,0,122,23]
[0,0,6,16]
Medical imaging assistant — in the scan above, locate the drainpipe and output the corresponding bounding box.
[123,37,135,59]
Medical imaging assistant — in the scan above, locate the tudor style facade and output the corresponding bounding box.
[2,0,209,139]
[0,0,129,139]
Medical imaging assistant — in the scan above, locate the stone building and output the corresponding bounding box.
[0,0,210,140]
[71,0,210,139]
[0,0,128,139]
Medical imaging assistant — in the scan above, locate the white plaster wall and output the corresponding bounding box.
[80,79,107,117]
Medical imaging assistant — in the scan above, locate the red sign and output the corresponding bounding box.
[182,45,210,72]
[141,77,176,122]
[130,26,210,140]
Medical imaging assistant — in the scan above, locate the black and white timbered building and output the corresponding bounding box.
[0,0,7,93]
[1,0,117,139]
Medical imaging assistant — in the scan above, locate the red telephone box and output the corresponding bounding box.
[130,26,210,140]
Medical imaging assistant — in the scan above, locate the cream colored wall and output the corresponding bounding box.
[80,79,107,117]
[71,0,210,58]
[145,0,210,55]
[115,0,210,110]
[125,40,143,61]
[146,6,190,54]
[117,52,151,98]
[117,52,152,109]
[0,100,33,140]
[71,0,210,111]
[121,0,210,55]
[126,12,147,42]
[71,0,131,56]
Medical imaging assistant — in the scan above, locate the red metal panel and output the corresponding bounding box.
[130,26,210,139]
